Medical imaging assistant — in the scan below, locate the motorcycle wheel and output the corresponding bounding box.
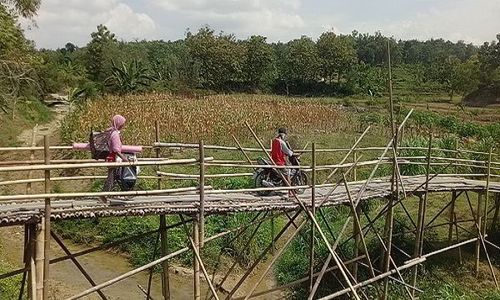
[292,172,308,194]
[255,172,272,196]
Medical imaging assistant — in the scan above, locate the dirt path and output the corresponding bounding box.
[0,104,282,299]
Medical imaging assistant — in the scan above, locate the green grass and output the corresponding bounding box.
[0,99,52,147]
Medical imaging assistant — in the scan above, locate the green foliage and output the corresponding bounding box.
[317,32,357,82]
[242,35,273,91]
[186,27,245,90]
[85,24,118,82]
[105,59,156,94]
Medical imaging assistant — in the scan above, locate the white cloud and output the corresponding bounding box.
[22,0,156,48]
[153,0,304,40]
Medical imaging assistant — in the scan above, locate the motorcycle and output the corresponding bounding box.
[253,155,308,196]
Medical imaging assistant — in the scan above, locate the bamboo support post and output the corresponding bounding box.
[308,143,316,292]
[26,125,37,194]
[448,191,457,245]
[43,135,51,300]
[411,132,432,296]
[199,140,205,248]
[454,213,462,264]
[27,224,36,300]
[476,193,483,275]
[382,41,397,299]
[193,219,201,300]
[35,221,44,300]
[483,148,492,235]
[155,121,170,300]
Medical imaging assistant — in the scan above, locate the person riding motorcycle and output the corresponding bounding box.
[271,128,294,195]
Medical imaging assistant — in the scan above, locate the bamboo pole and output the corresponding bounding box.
[244,218,308,300]
[42,135,51,300]
[308,143,316,292]
[155,120,170,300]
[199,140,205,248]
[382,40,397,300]
[244,122,360,300]
[454,213,462,264]
[411,132,432,296]
[193,218,201,300]
[0,157,214,173]
[26,125,37,194]
[35,221,44,300]
[224,210,302,300]
[483,148,492,235]
[343,176,377,280]
[476,193,483,275]
[447,191,457,245]
[65,214,267,300]
[51,231,107,300]
[28,224,36,300]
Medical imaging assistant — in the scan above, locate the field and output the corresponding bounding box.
[45,92,500,299]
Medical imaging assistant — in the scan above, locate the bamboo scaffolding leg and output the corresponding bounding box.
[224,210,303,300]
[343,177,377,279]
[43,135,51,300]
[352,204,361,281]
[155,120,170,300]
[35,221,44,300]
[308,215,352,300]
[448,192,457,245]
[476,193,483,276]
[193,218,201,300]
[146,232,161,300]
[454,213,462,265]
[309,143,316,292]
[244,219,308,300]
[19,225,29,300]
[207,213,268,299]
[199,140,205,248]
[50,231,107,300]
[28,224,36,300]
[411,133,432,296]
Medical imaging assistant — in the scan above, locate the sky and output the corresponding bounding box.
[21,0,500,49]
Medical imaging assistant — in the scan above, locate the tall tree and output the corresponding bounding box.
[243,35,273,91]
[85,24,118,82]
[284,36,320,83]
[1,0,40,18]
[317,31,357,82]
[186,27,245,90]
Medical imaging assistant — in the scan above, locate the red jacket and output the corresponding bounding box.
[271,137,293,166]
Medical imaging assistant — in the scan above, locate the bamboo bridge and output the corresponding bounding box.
[0,119,499,300]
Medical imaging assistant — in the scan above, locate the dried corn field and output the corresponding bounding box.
[61,93,356,145]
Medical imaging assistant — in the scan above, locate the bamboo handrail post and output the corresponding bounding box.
[199,140,205,248]
[26,125,37,194]
[308,142,316,292]
[43,135,51,300]
[483,148,492,235]
[155,120,170,300]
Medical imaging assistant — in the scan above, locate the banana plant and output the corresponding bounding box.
[105,59,157,94]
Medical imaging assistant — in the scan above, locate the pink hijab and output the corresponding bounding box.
[111,115,126,130]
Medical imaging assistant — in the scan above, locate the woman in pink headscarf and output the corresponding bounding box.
[103,114,128,192]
